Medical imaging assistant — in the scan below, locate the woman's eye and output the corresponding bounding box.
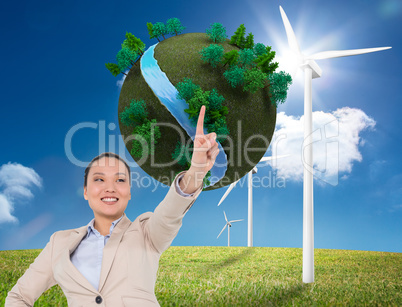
[93,178,125,182]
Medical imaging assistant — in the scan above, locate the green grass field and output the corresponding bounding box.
[1,246,400,306]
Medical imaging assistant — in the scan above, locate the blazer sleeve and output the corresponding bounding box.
[145,171,203,254]
[5,232,58,307]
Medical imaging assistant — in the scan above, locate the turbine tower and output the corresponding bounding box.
[218,155,289,247]
[279,5,391,283]
[217,211,243,247]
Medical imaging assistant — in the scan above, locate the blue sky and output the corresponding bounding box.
[0,0,401,253]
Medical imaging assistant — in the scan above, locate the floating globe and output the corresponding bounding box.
[118,33,277,190]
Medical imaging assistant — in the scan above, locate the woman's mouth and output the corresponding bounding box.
[101,197,119,204]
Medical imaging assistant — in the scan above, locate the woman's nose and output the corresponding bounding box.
[104,182,116,192]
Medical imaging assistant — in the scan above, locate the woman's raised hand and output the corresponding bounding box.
[179,105,219,193]
[191,105,219,175]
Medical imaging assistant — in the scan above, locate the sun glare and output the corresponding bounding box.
[276,49,303,80]
[254,5,370,111]
[270,16,342,98]
[246,2,391,115]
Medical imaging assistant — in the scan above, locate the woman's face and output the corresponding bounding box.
[84,157,131,221]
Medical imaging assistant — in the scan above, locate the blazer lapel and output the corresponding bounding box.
[98,213,131,292]
[61,226,99,293]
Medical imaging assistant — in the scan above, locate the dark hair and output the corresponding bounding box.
[84,152,131,187]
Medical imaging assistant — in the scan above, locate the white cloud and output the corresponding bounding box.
[0,162,42,224]
[3,186,34,199]
[0,194,17,223]
[116,71,128,89]
[268,107,376,185]
[0,163,42,189]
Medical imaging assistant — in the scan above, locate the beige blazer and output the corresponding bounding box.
[6,171,202,307]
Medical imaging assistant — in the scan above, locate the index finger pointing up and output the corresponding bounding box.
[196,105,206,136]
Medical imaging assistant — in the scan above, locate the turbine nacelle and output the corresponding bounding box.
[300,60,322,79]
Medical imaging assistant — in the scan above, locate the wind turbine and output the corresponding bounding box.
[279,5,391,283]
[218,155,289,247]
[217,211,243,247]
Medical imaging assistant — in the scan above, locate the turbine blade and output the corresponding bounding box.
[223,211,228,223]
[307,47,391,60]
[229,219,244,223]
[279,6,301,54]
[217,224,227,238]
[260,154,290,162]
[217,179,240,206]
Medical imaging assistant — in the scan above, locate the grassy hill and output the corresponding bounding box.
[1,247,400,306]
[118,33,277,190]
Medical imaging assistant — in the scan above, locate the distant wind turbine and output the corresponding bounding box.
[218,155,289,247]
[217,211,243,247]
[279,5,391,283]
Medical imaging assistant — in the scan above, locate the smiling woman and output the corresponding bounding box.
[83,153,132,236]
[6,107,220,306]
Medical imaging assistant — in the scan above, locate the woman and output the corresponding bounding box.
[6,106,219,306]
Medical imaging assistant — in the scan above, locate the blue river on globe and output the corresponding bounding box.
[140,43,228,188]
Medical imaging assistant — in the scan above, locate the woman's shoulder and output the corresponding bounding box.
[50,225,87,241]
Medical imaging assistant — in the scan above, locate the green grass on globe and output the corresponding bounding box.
[118,32,276,190]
